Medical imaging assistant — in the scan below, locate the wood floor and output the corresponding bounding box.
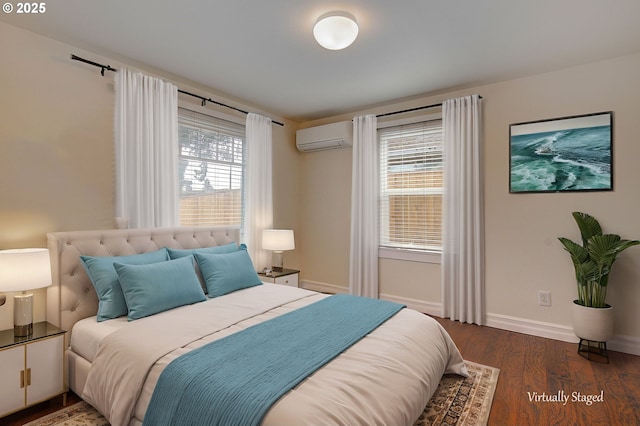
[2,392,82,426]
[3,319,639,426]
[434,317,640,426]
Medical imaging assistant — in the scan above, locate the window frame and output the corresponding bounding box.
[177,102,247,227]
[377,113,443,264]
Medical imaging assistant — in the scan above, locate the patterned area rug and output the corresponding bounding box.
[25,361,498,426]
[415,361,499,425]
[23,402,109,426]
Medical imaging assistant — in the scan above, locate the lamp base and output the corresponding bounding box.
[14,292,34,337]
[14,323,33,337]
[271,251,284,272]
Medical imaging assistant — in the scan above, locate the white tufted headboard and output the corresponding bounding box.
[46,226,240,345]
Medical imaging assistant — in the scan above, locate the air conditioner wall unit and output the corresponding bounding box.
[296,121,353,152]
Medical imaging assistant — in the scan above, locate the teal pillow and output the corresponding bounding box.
[195,249,262,298]
[166,242,241,259]
[114,255,206,321]
[81,249,169,321]
[167,243,244,293]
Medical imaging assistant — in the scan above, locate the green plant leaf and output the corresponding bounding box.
[571,212,602,247]
[558,237,588,263]
[560,212,640,307]
[587,234,622,266]
[588,234,640,268]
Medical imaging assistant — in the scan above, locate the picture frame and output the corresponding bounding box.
[509,111,613,193]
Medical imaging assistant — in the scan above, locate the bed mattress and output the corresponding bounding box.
[72,284,466,426]
[70,316,127,363]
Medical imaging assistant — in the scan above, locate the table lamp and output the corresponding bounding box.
[0,248,51,337]
[262,230,295,272]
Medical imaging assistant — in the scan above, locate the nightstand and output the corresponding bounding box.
[259,269,300,288]
[0,322,66,418]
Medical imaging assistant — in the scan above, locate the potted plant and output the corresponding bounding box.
[558,212,639,342]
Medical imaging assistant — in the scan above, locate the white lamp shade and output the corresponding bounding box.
[262,230,295,251]
[313,12,359,50]
[0,248,51,292]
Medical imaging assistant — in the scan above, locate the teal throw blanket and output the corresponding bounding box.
[143,294,405,426]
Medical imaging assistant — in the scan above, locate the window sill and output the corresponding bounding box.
[378,247,441,264]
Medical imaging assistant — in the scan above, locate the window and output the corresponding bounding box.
[178,108,245,226]
[379,119,443,255]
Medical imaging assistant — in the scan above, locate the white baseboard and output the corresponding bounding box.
[485,313,579,344]
[485,313,640,356]
[300,280,640,356]
[300,281,440,314]
[605,334,640,356]
[300,280,348,294]
[378,293,442,316]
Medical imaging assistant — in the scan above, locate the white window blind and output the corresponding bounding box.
[379,119,443,252]
[178,108,245,226]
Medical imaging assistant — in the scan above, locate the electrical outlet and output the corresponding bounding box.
[538,291,551,306]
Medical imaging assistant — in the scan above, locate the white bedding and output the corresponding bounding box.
[79,284,467,426]
[70,316,127,363]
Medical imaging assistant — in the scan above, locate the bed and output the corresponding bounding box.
[47,226,467,426]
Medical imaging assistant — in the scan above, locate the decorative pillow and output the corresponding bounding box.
[195,248,262,298]
[114,255,206,321]
[80,249,169,322]
[167,243,244,293]
[166,242,241,259]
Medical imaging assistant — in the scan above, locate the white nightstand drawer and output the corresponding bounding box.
[274,273,298,287]
[259,269,300,288]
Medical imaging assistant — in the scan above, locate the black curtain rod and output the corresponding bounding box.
[177,89,284,127]
[71,54,116,76]
[70,54,284,127]
[376,96,483,119]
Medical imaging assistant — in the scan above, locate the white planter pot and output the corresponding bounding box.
[571,300,614,342]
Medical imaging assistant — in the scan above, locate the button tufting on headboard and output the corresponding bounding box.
[47,226,240,347]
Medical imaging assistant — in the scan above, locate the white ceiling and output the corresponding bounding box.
[3,0,640,122]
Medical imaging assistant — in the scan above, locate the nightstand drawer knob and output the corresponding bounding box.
[19,368,32,388]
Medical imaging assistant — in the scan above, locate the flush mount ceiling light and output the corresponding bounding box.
[313,12,359,50]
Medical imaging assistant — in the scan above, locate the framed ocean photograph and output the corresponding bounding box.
[509,112,613,193]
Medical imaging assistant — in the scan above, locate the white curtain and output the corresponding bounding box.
[349,115,379,298]
[242,113,273,271]
[115,68,178,228]
[441,95,484,324]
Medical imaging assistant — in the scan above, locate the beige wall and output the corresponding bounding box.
[2,19,639,351]
[298,53,640,347]
[0,22,299,330]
